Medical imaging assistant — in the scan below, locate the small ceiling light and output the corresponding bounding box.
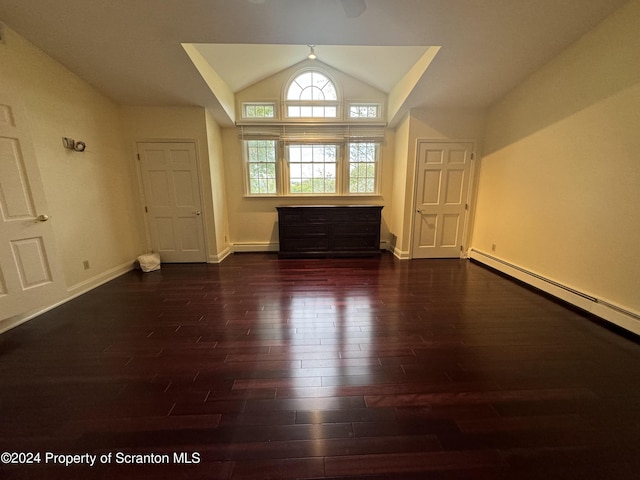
[307,45,317,60]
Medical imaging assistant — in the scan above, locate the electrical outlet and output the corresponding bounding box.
[83,260,90,270]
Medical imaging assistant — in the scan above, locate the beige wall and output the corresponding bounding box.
[205,109,231,260]
[221,127,395,251]
[472,0,640,315]
[0,25,144,296]
[119,106,229,262]
[236,58,387,118]
[389,114,410,257]
[226,61,393,251]
[389,108,486,257]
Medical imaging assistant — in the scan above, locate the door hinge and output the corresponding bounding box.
[471,152,475,160]
[137,153,140,160]
[144,206,148,213]
[465,204,468,210]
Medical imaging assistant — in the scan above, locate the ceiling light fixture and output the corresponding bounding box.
[307,45,317,60]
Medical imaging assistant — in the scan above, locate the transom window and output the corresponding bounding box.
[349,103,380,119]
[243,103,275,119]
[286,71,338,118]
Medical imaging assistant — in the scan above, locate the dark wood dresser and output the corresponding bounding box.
[276,205,383,258]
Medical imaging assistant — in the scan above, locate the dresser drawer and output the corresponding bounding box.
[276,205,383,258]
[333,223,379,235]
[281,224,329,238]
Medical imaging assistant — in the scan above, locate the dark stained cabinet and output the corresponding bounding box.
[276,205,383,258]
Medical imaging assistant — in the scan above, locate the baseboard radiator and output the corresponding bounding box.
[469,249,640,336]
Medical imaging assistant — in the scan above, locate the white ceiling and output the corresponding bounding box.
[190,43,431,94]
[0,0,629,126]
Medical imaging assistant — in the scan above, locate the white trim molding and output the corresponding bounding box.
[392,247,411,260]
[67,260,135,297]
[232,241,392,255]
[209,247,232,263]
[232,242,279,253]
[469,249,640,336]
[0,260,135,335]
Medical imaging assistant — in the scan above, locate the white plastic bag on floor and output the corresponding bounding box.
[137,253,161,272]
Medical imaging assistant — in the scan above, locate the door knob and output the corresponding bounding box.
[36,214,50,222]
[194,211,201,216]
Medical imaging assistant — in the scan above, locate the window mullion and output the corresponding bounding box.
[281,142,290,196]
[339,144,347,195]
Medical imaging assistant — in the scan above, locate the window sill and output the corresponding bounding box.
[244,194,383,200]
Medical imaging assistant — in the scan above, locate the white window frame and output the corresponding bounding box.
[242,102,277,120]
[243,140,381,197]
[243,139,280,196]
[348,103,382,120]
[284,69,341,120]
[347,142,380,194]
[241,67,385,196]
[284,143,341,196]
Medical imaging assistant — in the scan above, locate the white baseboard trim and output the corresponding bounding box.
[232,242,279,253]
[232,242,394,255]
[1,260,135,335]
[0,302,64,334]
[392,247,411,260]
[469,249,640,336]
[209,246,232,263]
[67,260,135,297]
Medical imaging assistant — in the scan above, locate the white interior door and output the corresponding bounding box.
[0,95,66,320]
[137,142,206,263]
[411,141,474,259]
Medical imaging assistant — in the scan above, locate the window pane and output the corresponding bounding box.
[288,106,301,117]
[246,140,277,195]
[300,86,328,101]
[349,104,379,118]
[244,103,275,118]
[287,82,303,100]
[288,144,337,194]
[348,143,378,193]
[286,71,338,118]
[321,81,337,101]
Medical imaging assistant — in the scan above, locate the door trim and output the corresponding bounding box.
[410,139,478,259]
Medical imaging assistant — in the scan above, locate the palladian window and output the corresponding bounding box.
[286,71,338,118]
[242,68,384,197]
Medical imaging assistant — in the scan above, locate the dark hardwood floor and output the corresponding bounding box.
[1,253,640,479]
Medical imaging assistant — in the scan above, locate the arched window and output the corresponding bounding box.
[242,68,384,196]
[285,71,339,118]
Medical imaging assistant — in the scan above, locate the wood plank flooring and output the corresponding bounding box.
[1,253,640,479]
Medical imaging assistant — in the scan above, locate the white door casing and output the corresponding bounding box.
[137,142,207,263]
[411,141,474,259]
[0,95,66,320]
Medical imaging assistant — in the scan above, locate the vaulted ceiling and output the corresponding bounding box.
[0,0,629,126]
